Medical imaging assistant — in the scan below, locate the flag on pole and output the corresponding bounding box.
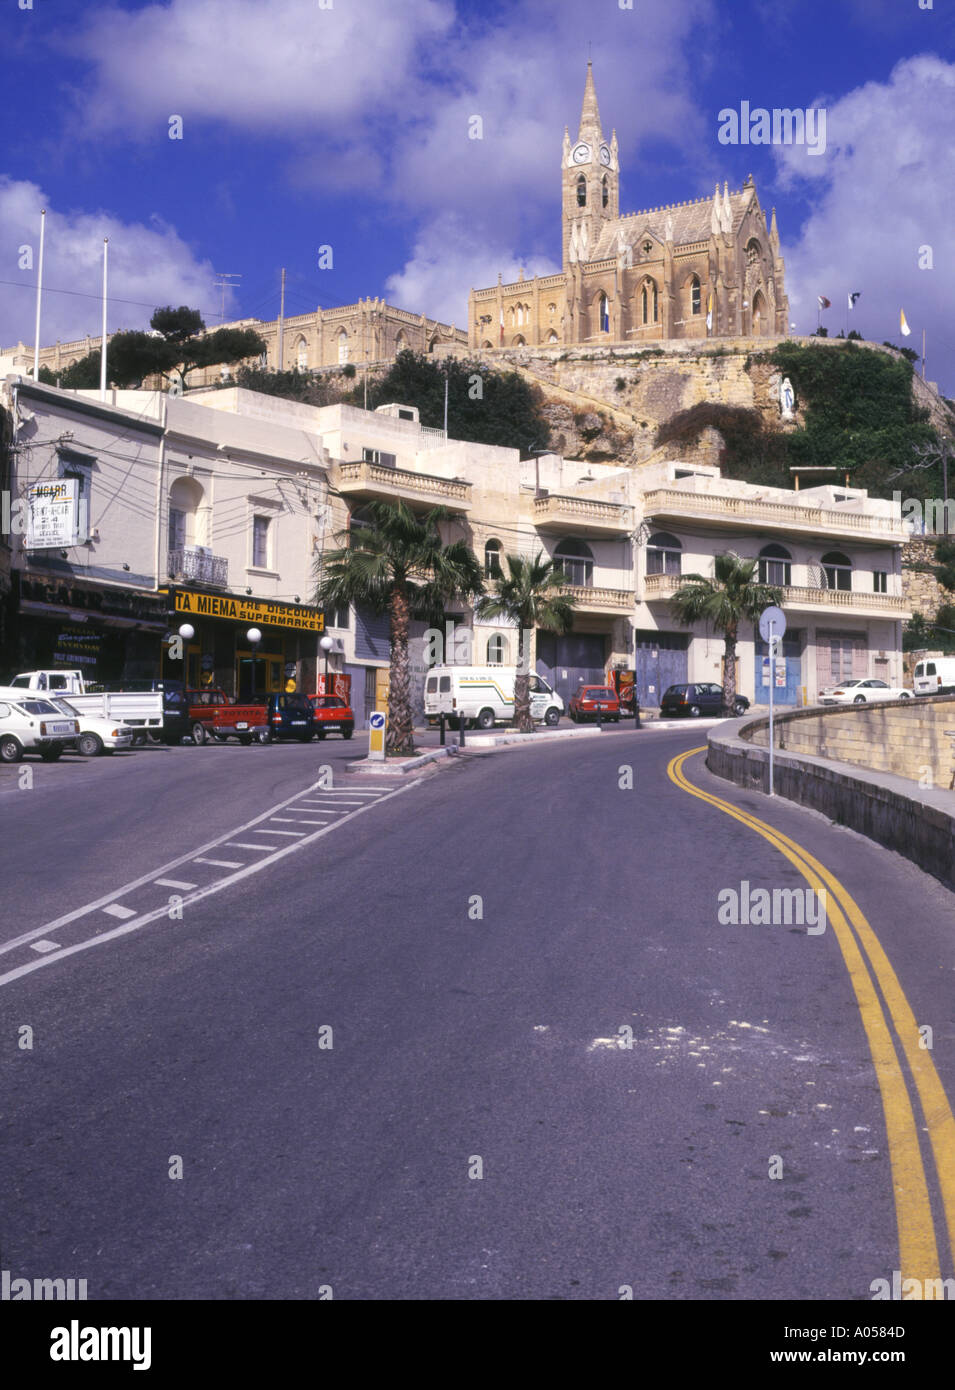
[900,308,911,337]
[706,292,713,331]
[848,292,861,310]
[817,295,831,310]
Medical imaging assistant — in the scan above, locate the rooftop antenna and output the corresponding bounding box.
[213,272,242,323]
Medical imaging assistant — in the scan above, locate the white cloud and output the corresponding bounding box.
[68,0,454,137]
[0,178,224,350]
[773,56,955,391]
[383,213,558,329]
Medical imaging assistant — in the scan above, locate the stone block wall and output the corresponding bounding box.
[746,695,955,787]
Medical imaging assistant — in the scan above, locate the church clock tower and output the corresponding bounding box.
[562,61,619,273]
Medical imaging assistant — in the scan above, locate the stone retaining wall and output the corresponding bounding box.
[744,694,955,787]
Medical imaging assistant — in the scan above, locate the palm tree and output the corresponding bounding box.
[474,551,576,732]
[669,552,782,714]
[315,499,483,755]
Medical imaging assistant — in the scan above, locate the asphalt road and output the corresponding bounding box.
[1,727,953,1301]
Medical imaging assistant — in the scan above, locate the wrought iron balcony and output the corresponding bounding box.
[167,547,229,587]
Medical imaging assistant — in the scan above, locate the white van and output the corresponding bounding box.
[423,666,564,729]
[913,657,955,696]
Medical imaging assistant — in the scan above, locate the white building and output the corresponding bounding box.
[2,375,909,715]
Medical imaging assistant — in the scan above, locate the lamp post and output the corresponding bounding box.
[320,633,334,694]
[247,627,262,701]
[177,624,195,688]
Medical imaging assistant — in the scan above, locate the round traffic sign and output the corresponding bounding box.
[369,711,386,729]
[758,605,787,644]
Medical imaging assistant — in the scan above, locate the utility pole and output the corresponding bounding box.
[276,267,286,372]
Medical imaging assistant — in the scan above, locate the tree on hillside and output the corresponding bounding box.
[669,552,782,715]
[314,500,484,755]
[365,350,550,453]
[474,552,576,733]
[37,306,265,391]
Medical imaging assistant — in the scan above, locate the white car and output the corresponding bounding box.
[49,698,135,756]
[819,678,913,705]
[0,692,80,763]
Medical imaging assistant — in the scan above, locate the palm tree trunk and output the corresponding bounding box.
[515,627,533,733]
[387,582,415,754]
[723,622,738,715]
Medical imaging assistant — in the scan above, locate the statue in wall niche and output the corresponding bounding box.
[779,376,795,420]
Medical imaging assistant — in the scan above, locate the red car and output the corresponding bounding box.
[568,684,620,723]
[309,694,355,740]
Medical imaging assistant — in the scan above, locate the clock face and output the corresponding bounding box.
[572,143,591,165]
[600,144,611,167]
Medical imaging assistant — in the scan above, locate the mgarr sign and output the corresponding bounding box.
[26,478,78,549]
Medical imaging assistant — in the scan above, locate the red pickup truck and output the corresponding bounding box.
[186,688,270,745]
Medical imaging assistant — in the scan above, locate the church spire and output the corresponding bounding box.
[577,60,604,144]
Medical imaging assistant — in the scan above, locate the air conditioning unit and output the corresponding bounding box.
[328,637,346,655]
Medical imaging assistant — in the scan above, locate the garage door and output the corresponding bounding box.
[536,632,607,706]
[633,630,688,706]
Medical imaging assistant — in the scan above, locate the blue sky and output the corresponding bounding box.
[2,0,954,392]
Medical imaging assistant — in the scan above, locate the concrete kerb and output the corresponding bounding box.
[706,715,955,892]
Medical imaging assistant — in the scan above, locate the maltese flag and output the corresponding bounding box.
[900,308,912,337]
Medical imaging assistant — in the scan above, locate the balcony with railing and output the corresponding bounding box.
[565,583,636,615]
[642,571,909,614]
[335,460,472,511]
[640,487,906,541]
[533,494,634,536]
[167,547,229,587]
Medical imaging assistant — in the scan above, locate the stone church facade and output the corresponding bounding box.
[469,63,789,350]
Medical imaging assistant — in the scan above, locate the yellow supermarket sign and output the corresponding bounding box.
[174,589,325,633]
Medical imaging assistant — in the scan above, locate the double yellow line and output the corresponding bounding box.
[669,747,955,1291]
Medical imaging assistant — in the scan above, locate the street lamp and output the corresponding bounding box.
[247,627,262,701]
[176,624,195,687]
[320,633,334,693]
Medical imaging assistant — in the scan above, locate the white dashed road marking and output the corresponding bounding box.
[0,777,419,990]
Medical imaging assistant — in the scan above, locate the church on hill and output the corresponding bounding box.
[468,62,789,350]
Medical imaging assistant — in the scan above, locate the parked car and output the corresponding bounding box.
[184,688,269,745]
[913,658,955,697]
[264,692,315,742]
[0,689,80,762]
[48,698,134,756]
[819,678,912,705]
[659,683,750,718]
[422,666,564,729]
[10,671,163,738]
[107,679,191,745]
[568,684,620,722]
[309,694,355,740]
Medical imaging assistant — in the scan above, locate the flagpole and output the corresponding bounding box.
[32,209,46,381]
[100,238,108,401]
[922,329,926,380]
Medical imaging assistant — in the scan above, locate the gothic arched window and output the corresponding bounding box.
[296,337,308,370]
[602,175,609,208]
[337,330,349,365]
[577,175,587,208]
[690,276,701,316]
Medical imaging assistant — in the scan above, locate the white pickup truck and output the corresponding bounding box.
[9,671,163,737]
